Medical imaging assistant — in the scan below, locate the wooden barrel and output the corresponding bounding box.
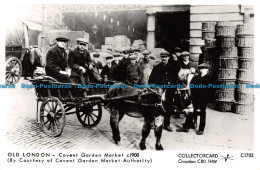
[216,101,233,112]
[218,68,237,80]
[219,58,238,69]
[217,37,235,47]
[235,92,254,104]
[217,21,233,26]
[238,58,254,69]
[204,39,216,48]
[238,47,254,58]
[233,103,254,114]
[237,35,254,47]
[216,26,236,37]
[202,22,216,32]
[216,90,235,102]
[218,79,236,86]
[237,69,254,82]
[219,47,237,58]
[237,81,254,94]
[202,32,215,40]
[237,24,254,35]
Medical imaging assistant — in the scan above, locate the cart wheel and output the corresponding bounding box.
[5,57,22,84]
[40,97,66,137]
[76,103,102,127]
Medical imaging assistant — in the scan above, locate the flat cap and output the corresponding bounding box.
[93,53,100,58]
[173,47,182,53]
[76,38,89,44]
[182,51,190,56]
[142,50,151,55]
[134,49,141,52]
[129,49,135,54]
[112,52,120,57]
[160,51,170,56]
[129,54,137,60]
[56,36,69,42]
[105,55,113,60]
[198,63,210,69]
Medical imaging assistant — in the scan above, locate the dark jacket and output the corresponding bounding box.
[45,44,68,77]
[116,57,131,81]
[148,62,178,85]
[101,64,116,80]
[176,60,192,73]
[126,63,143,84]
[68,47,92,77]
[190,74,215,107]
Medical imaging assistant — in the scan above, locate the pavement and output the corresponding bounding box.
[1,78,254,150]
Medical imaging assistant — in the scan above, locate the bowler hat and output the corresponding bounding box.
[198,63,210,69]
[56,37,69,42]
[76,38,89,44]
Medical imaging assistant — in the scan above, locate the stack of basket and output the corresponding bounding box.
[215,22,238,112]
[201,22,218,78]
[233,24,254,114]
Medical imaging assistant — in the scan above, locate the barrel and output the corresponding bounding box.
[202,22,216,32]
[238,47,254,58]
[217,37,235,47]
[215,101,233,112]
[218,79,236,86]
[237,24,254,36]
[233,103,254,114]
[219,47,237,58]
[237,81,254,94]
[217,21,233,26]
[237,35,254,47]
[235,92,254,104]
[219,58,238,69]
[216,26,236,37]
[237,69,254,82]
[202,32,215,40]
[238,58,254,69]
[204,39,216,48]
[216,90,235,102]
[218,68,237,80]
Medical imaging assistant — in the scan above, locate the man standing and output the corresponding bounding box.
[101,55,116,80]
[176,63,214,135]
[139,50,155,85]
[92,52,103,73]
[169,47,182,66]
[126,54,143,84]
[148,51,178,132]
[45,37,72,83]
[68,38,94,84]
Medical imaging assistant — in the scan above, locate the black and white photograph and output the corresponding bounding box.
[0,1,259,170]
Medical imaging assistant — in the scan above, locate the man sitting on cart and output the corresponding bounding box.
[45,36,72,83]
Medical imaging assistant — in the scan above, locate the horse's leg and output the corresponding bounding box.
[154,115,164,150]
[139,116,152,150]
[110,106,121,145]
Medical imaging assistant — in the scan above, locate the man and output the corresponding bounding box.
[126,54,143,84]
[176,63,214,135]
[45,37,72,83]
[169,47,182,66]
[176,51,194,72]
[116,50,132,82]
[148,51,178,132]
[101,55,116,80]
[139,50,155,85]
[92,52,103,74]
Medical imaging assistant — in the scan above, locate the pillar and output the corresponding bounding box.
[146,12,156,50]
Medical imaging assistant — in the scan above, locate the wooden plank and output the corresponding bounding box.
[190,13,243,22]
[190,22,202,29]
[190,30,202,38]
[190,5,240,14]
[189,38,205,45]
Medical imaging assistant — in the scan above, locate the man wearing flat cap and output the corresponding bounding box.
[149,51,178,132]
[101,55,116,80]
[169,47,182,66]
[139,50,155,85]
[68,38,96,84]
[126,54,143,84]
[45,36,72,83]
[177,63,214,135]
[93,53,103,73]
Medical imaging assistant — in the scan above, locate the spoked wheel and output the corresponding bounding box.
[40,97,66,137]
[76,103,102,127]
[5,57,22,84]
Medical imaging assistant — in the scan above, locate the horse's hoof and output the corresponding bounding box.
[115,141,121,146]
[139,142,146,150]
[155,144,164,150]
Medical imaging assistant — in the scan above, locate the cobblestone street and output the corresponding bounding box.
[2,78,254,151]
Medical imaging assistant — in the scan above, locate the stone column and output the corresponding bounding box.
[146,12,156,50]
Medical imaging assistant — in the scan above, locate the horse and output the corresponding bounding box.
[106,84,167,150]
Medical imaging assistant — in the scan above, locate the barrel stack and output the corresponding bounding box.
[201,22,218,78]
[233,24,254,114]
[215,22,238,112]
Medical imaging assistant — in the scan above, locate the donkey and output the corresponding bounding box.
[107,84,167,150]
